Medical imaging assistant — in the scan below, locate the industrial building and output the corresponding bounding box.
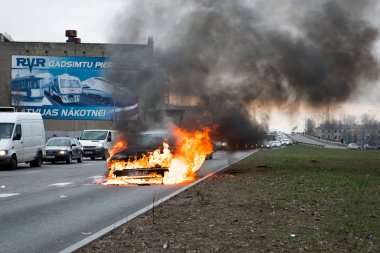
[0,31,165,137]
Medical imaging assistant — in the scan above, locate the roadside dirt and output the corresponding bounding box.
[78,151,377,252]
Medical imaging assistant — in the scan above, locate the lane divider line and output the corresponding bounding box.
[0,193,20,198]
[48,182,74,187]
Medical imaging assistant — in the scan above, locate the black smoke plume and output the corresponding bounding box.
[110,0,379,147]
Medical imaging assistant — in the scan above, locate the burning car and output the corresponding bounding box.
[107,130,174,184]
[104,127,213,185]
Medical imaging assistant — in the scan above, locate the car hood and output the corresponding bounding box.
[46,146,70,151]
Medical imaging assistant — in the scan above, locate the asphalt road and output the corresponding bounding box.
[0,150,253,253]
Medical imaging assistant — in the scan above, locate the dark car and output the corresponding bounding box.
[110,130,175,162]
[108,130,176,184]
[44,137,83,164]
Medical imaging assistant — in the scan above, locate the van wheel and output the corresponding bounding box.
[66,154,72,164]
[30,152,43,167]
[102,150,109,160]
[9,156,17,170]
[77,153,83,163]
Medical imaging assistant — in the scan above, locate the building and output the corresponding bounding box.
[0,31,163,137]
[315,123,380,145]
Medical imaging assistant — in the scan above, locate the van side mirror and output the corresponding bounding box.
[13,133,21,140]
[107,136,112,142]
[71,144,76,147]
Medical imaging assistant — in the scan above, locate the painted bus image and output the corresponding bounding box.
[46,74,82,104]
[11,76,44,101]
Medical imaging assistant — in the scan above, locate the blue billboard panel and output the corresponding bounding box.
[11,55,138,120]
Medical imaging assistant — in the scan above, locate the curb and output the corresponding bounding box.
[59,150,257,253]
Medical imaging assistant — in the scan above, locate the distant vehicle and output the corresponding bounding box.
[79,129,117,160]
[0,110,45,170]
[347,143,359,150]
[268,140,281,148]
[261,140,271,149]
[46,74,82,104]
[362,144,377,150]
[281,138,293,146]
[11,75,44,101]
[44,137,83,164]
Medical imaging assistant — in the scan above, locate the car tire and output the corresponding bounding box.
[91,156,95,160]
[8,155,17,170]
[102,150,109,160]
[30,152,43,167]
[66,153,72,164]
[77,153,83,163]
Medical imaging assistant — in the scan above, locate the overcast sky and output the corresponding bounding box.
[0,0,124,43]
[2,0,380,132]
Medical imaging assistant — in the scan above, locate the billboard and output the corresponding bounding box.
[11,55,139,120]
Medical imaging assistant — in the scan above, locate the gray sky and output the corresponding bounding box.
[2,0,380,131]
[0,0,124,43]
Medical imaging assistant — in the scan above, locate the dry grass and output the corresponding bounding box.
[79,145,380,252]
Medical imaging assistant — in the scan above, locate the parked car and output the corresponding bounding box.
[44,137,83,164]
[347,143,359,150]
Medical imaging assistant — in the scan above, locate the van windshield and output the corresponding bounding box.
[80,131,107,140]
[0,123,14,139]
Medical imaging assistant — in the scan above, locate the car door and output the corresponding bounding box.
[70,138,78,158]
[12,124,24,162]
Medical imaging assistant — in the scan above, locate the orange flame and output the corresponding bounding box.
[104,126,213,185]
[108,138,127,158]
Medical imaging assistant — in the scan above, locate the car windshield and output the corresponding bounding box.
[0,123,14,139]
[80,131,107,140]
[46,138,70,146]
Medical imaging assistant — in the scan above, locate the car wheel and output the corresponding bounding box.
[77,153,83,163]
[8,155,17,170]
[66,153,72,164]
[102,150,109,160]
[91,156,95,160]
[30,152,43,167]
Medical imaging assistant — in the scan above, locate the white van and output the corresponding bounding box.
[0,111,45,170]
[79,129,117,160]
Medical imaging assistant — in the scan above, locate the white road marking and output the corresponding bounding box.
[27,170,43,173]
[49,182,74,187]
[1,185,5,189]
[60,195,67,198]
[89,175,104,179]
[0,193,20,198]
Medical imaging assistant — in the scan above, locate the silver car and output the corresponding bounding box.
[347,143,359,150]
[44,137,83,164]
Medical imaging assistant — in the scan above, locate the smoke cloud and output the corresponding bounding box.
[110,0,379,147]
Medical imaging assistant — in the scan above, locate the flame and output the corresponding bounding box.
[104,126,213,185]
[109,138,127,157]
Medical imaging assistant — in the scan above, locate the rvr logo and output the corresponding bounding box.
[16,58,46,73]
